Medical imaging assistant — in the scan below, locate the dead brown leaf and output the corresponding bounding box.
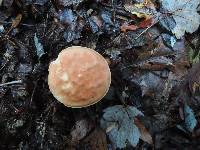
[7,14,22,34]
[188,62,200,93]
[81,128,108,150]
[121,23,138,32]
[143,0,156,9]
[139,18,153,28]
[134,118,153,144]
[70,119,93,143]
[12,14,22,28]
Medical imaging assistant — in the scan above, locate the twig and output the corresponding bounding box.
[134,21,157,40]
[0,80,23,87]
[30,80,38,106]
[0,61,8,71]
[0,21,34,27]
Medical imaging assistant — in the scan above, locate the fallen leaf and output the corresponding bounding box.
[88,15,103,33]
[11,14,22,29]
[7,14,22,34]
[34,33,45,59]
[120,18,153,32]
[159,0,200,38]
[187,46,200,64]
[161,33,177,48]
[81,128,107,150]
[124,0,158,20]
[134,117,153,144]
[70,119,92,143]
[143,0,156,9]
[132,72,165,97]
[188,62,200,93]
[57,0,85,7]
[135,56,174,71]
[57,9,77,25]
[56,8,84,43]
[113,31,147,49]
[124,4,153,20]
[100,105,143,148]
[121,23,138,32]
[138,18,153,28]
[184,104,197,132]
[2,0,14,7]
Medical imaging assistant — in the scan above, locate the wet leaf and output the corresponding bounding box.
[57,9,77,25]
[132,72,165,97]
[36,0,48,5]
[160,0,200,38]
[56,8,84,42]
[17,63,33,75]
[7,14,22,34]
[34,33,45,59]
[105,48,121,61]
[184,104,197,132]
[88,15,102,33]
[2,0,14,8]
[7,119,25,134]
[100,11,113,25]
[70,119,92,143]
[159,16,176,31]
[187,46,200,64]
[0,10,8,21]
[120,23,138,32]
[188,62,200,93]
[135,56,174,71]
[0,25,4,33]
[81,128,107,150]
[114,31,147,49]
[138,18,154,28]
[124,0,157,20]
[100,105,143,148]
[161,33,177,48]
[35,121,46,143]
[22,0,48,5]
[100,10,120,34]
[134,117,153,144]
[12,14,22,28]
[57,0,85,7]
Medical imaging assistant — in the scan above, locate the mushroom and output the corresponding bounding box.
[48,46,111,108]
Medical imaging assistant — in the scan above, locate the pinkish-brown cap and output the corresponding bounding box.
[48,46,111,108]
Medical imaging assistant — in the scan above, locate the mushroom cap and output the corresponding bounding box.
[48,46,111,108]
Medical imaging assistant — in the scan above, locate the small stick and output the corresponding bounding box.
[0,21,34,27]
[0,80,23,87]
[134,21,156,40]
